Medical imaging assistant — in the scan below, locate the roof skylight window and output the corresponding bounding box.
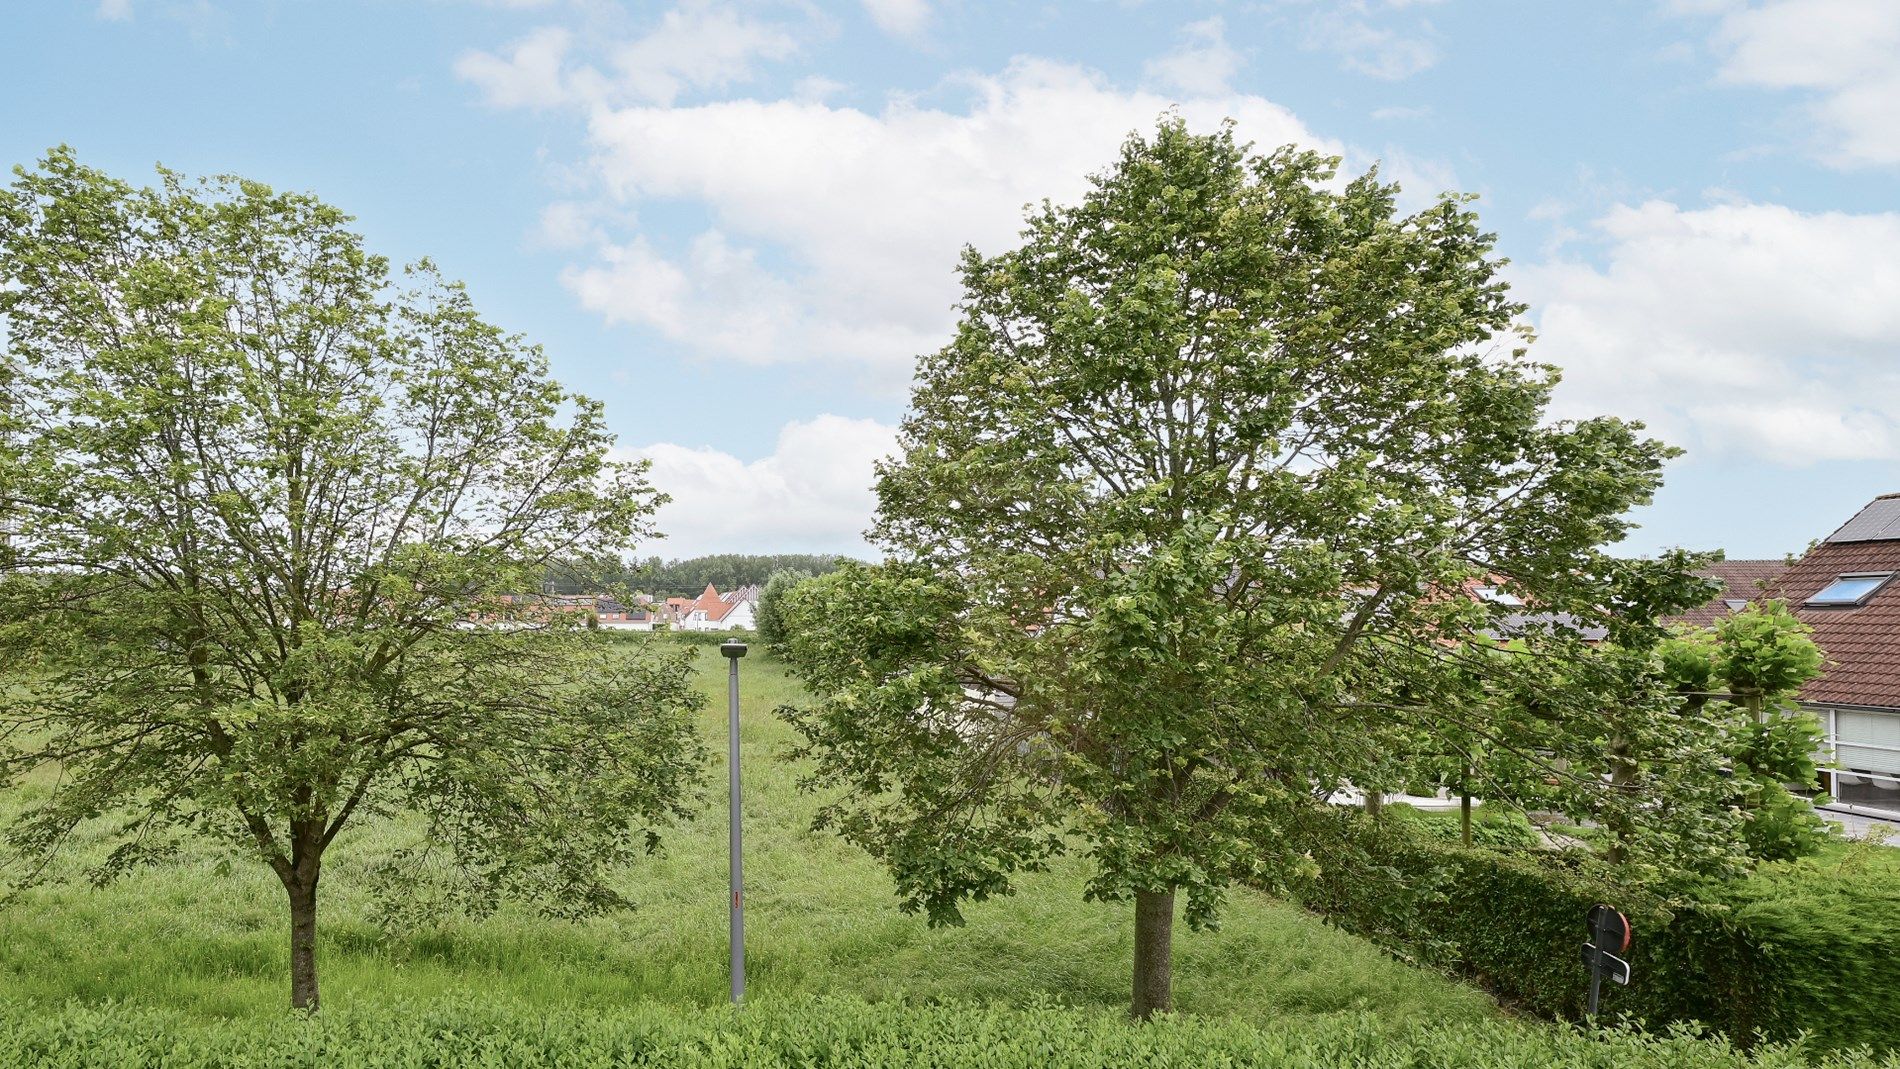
[1806,573,1893,607]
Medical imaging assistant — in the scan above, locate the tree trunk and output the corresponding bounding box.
[1364,788,1383,819]
[1131,888,1175,1020]
[285,873,320,1011]
[1460,786,1473,847]
[1605,732,1635,865]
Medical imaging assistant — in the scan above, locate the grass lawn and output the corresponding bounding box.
[0,645,1499,1026]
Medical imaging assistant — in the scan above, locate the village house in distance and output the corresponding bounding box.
[466,583,761,632]
[663,583,762,631]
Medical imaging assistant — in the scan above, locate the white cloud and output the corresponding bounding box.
[533,200,610,249]
[624,414,898,556]
[1305,15,1438,80]
[609,1,800,104]
[792,75,847,102]
[563,57,1330,376]
[1143,17,1243,97]
[1697,0,1900,167]
[455,3,800,111]
[456,27,578,109]
[861,0,930,39]
[1293,1,1442,81]
[97,0,133,20]
[1518,199,1900,464]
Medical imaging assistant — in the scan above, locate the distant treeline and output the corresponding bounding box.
[545,553,858,599]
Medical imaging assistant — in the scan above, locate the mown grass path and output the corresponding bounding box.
[0,647,1496,1025]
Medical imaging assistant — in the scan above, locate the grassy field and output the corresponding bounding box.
[0,646,1498,1026]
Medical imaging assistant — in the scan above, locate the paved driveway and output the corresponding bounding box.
[1818,806,1900,843]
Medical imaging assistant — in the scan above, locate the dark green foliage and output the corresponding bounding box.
[1720,857,1900,1053]
[550,554,855,598]
[593,629,749,647]
[755,569,812,655]
[656,629,756,647]
[1384,804,1543,850]
[786,119,1707,1019]
[1656,602,1831,862]
[0,998,1892,1068]
[0,149,704,1010]
[1293,814,1900,1053]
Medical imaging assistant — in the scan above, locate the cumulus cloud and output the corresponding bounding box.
[532,200,613,249]
[861,0,930,39]
[455,2,800,110]
[1517,200,1900,464]
[1696,0,1900,167]
[1293,0,1442,81]
[1143,17,1244,97]
[457,26,577,109]
[562,57,1330,376]
[609,1,800,104]
[624,414,898,556]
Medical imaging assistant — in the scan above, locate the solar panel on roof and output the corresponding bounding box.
[1824,495,1900,543]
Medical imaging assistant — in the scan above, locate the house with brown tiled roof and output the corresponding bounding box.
[672,583,760,632]
[1770,493,1900,815]
[1666,559,1790,629]
[465,592,654,630]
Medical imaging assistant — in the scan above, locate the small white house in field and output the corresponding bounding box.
[673,583,760,631]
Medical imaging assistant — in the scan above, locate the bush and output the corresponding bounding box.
[755,569,812,656]
[1290,813,1900,1053]
[661,629,755,647]
[0,997,1889,1068]
[1384,803,1544,850]
[595,629,755,647]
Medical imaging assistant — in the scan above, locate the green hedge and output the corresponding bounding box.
[1291,814,1900,1052]
[656,629,755,646]
[0,997,1890,1068]
[594,629,755,646]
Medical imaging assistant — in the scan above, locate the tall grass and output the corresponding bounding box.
[6,998,1894,1069]
[0,647,1495,1026]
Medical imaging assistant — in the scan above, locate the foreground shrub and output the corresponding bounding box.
[1384,803,1544,850]
[0,997,1891,1068]
[656,629,755,647]
[1292,814,1900,1053]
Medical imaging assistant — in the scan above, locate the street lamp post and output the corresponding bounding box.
[720,640,748,1004]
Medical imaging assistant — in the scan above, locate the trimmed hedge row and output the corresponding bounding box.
[1292,816,1900,1053]
[654,629,755,646]
[0,997,1892,1069]
[594,629,755,646]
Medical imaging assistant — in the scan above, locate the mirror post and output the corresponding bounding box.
[720,640,748,1004]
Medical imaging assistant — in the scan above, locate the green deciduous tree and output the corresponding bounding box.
[581,553,854,598]
[755,569,813,655]
[1658,600,1829,862]
[0,150,706,1010]
[779,120,1704,1019]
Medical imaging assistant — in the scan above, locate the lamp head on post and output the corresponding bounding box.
[721,641,748,660]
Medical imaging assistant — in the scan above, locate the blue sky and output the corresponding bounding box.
[7,0,1898,560]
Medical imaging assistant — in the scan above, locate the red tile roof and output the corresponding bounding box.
[687,583,754,623]
[1770,496,1900,710]
[1666,559,1789,628]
